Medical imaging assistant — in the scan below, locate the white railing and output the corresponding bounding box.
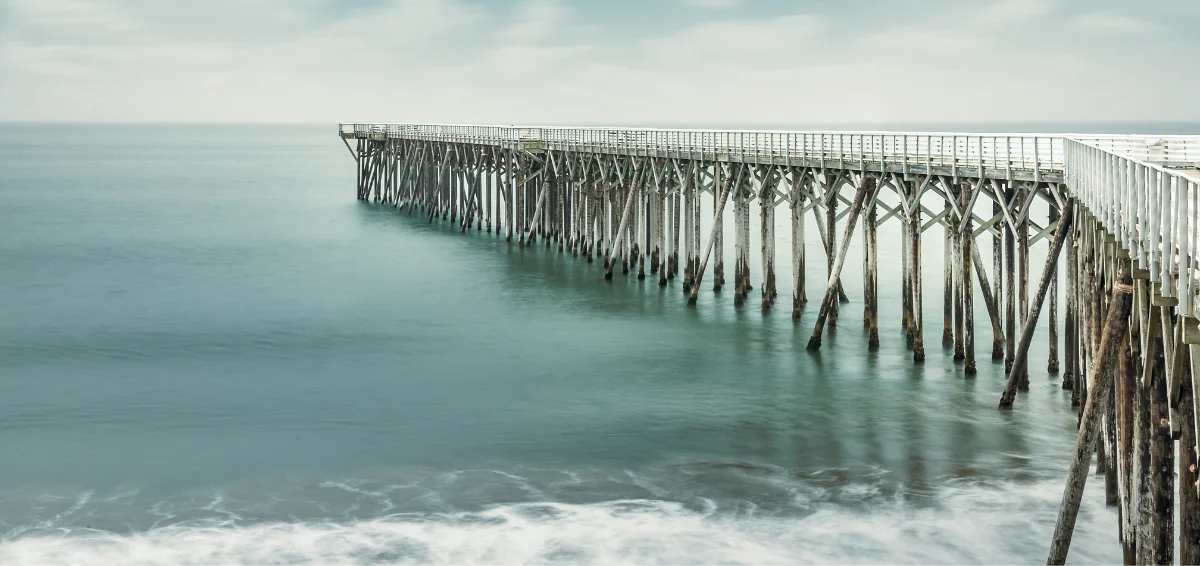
[341,123,1070,175]
[340,123,1200,176]
[1065,137,1200,316]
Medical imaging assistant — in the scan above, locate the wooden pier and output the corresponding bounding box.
[340,123,1200,564]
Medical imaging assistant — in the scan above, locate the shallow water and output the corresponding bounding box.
[0,123,1121,564]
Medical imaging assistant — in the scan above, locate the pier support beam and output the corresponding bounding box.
[1046,261,1132,565]
[911,182,925,363]
[606,163,645,280]
[689,165,742,305]
[999,200,1075,409]
[962,185,976,375]
[733,183,751,306]
[944,196,955,346]
[807,177,873,351]
[714,164,726,292]
[866,193,879,349]
[791,175,807,318]
[993,199,1004,360]
[761,179,777,311]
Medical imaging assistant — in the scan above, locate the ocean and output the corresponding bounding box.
[0,123,1139,564]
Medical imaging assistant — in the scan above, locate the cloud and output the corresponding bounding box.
[0,0,1196,124]
[680,0,742,8]
[979,0,1052,24]
[1069,10,1156,33]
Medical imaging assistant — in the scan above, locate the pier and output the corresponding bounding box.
[340,123,1200,564]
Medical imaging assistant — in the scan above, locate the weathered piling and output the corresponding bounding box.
[713,164,726,292]
[999,200,1074,409]
[1180,349,1200,566]
[1017,189,1031,390]
[807,177,873,351]
[993,199,1004,360]
[1048,204,1060,373]
[911,181,925,363]
[791,178,807,318]
[760,178,777,311]
[944,195,955,347]
[953,184,966,361]
[689,165,742,305]
[1046,262,1132,565]
[605,163,645,280]
[866,194,879,349]
[826,176,840,328]
[961,185,976,375]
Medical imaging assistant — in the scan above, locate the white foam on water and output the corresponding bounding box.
[0,476,1119,565]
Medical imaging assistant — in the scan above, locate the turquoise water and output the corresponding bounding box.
[0,124,1123,563]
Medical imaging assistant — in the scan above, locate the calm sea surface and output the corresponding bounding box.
[3,123,1177,564]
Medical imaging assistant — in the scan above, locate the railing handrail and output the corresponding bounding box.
[339,122,1198,141]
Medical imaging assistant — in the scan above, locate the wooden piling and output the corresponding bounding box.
[999,200,1074,409]
[912,182,925,363]
[944,194,955,347]
[761,183,777,311]
[962,187,976,375]
[954,183,966,361]
[1048,204,1061,373]
[791,178,807,319]
[1017,189,1031,390]
[606,163,645,280]
[1005,185,1016,372]
[993,199,1005,360]
[867,195,880,349]
[689,165,741,305]
[1180,347,1200,566]
[714,164,726,292]
[1046,261,1132,565]
[808,177,874,351]
[827,176,840,328]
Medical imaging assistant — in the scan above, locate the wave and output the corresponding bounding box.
[0,474,1118,565]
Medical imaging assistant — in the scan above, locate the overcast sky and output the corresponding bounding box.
[0,0,1196,124]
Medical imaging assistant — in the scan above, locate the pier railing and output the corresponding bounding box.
[341,123,1200,178]
[1065,137,1200,316]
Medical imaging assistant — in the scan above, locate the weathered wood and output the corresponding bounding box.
[523,180,550,246]
[809,202,851,305]
[867,197,880,349]
[761,176,777,310]
[962,187,976,375]
[1048,204,1060,373]
[993,199,1005,360]
[808,178,874,351]
[826,176,840,327]
[689,165,742,305]
[912,183,925,363]
[954,183,966,361]
[970,245,1003,361]
[1000,200,1075,409]
[1118,332,1137,563]
[1181,346,1200,566]
[944,195,955,347]
[1145,326,1174,565]
[1005,186,1016,373]
[605,163,645,280]
[714,164,725,292]
[791,182,807,318]
[1046,262,1132,565]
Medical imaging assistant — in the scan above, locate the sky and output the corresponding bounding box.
[0,0,1196,125]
